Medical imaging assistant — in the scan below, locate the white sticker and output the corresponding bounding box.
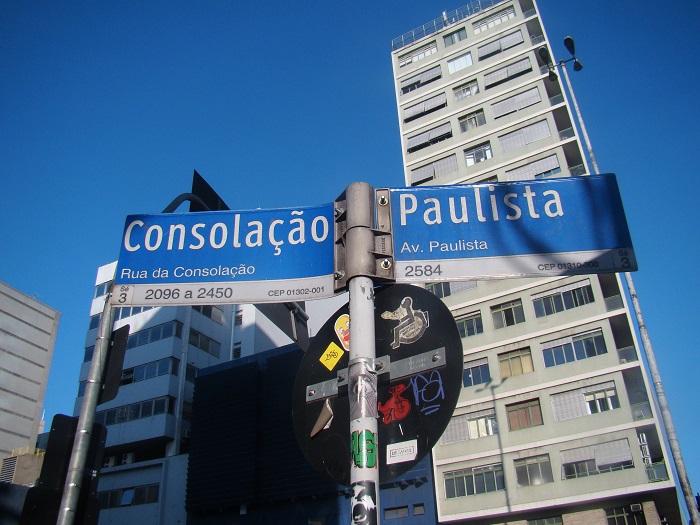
[386,439,418,465]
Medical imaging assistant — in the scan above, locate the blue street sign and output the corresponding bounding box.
[388,174,636,282]
[112,203,336,306]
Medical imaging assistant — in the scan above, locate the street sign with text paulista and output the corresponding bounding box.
[381,174,636,283]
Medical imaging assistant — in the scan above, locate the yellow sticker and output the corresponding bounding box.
[320,341,343,371]
[334,313,350,351]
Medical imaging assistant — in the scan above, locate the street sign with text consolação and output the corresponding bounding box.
[112,203,336,306]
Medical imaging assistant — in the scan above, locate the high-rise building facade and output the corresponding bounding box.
[75,262,298,524]
[391,2,683,524]
[0,281,59,462]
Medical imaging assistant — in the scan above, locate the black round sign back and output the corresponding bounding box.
[292,284,462,485]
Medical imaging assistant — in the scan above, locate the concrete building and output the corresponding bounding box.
[75,262,299,524]
[0,281,59,462]
[391,1,683,524]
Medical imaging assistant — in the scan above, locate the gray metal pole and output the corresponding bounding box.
[560,60,700,524]
[348,276,379,525]
[344,182,380,525]
[559,62,599,175]
[57,287,116,525]
[626,274,700,525]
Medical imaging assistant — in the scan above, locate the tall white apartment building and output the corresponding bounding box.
[391,1,683,524]
[75,261,298,524]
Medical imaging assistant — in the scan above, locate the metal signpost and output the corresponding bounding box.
[60,174,636,525]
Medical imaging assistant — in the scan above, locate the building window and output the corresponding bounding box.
[586,387,620,414]
[189,328,221,358]
[561,439,633,479]
[491,299,525,329]
[505,154,560,181]
[84,345,94,362]
[94,281,113,298]
[126,321,183,350]
[95,396,176,427]
[499,120,552,153]
[478,30,524,60]
[120,357,179,386]
[234,311,243,325]
[454,79,479,102]
[464,142,492,166]
[426,282,451,298]
[459,109,486,133]
[192,304,224,324]
[185,364,197,383]
[410,154,459,185]
[551,381,619,421]
[399,41,437,68]
[468,409,498,439]
[88,314,101,330]
[533,281,594,318]
[444,28,467,47]
[384,506,409,519]
[473,6,516,34]
[98,483,159,509]
[448,52,473,74]
[463,358,490,387]
[413,504,425,516]
[514,455,554,487]
[115,305,154,321]
[457,311,483,337]
[406,122,452,153]
[499,347,533,378]
[441,408,498,444]
[233,344,242,359]
[606,506,647,525]
[492,87,542,118]
[404,92,448,123]
[506,399,543,431]
[444,463,505,498]
[484,57,532,89]
[400,65,441,94]
[528,517,563,525]
[542,329,608,368]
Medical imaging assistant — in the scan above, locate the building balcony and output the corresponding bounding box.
[646,461,669,482]
[605,294,624,311]
[631,402,653,421]
[618,346,638,364]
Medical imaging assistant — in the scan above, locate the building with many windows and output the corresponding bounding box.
[0,281,59,464]
[75,262,302,524]
[391,1,683,524]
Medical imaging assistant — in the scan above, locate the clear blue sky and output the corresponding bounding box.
[2,0,699,507]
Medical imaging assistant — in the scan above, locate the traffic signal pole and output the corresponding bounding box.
[57,288,116,525]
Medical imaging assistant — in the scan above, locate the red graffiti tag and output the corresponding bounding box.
[378,384,411,424]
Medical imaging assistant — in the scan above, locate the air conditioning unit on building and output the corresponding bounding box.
[121,452,135,464]
[103,456,116,468]
[630,504,643,513]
